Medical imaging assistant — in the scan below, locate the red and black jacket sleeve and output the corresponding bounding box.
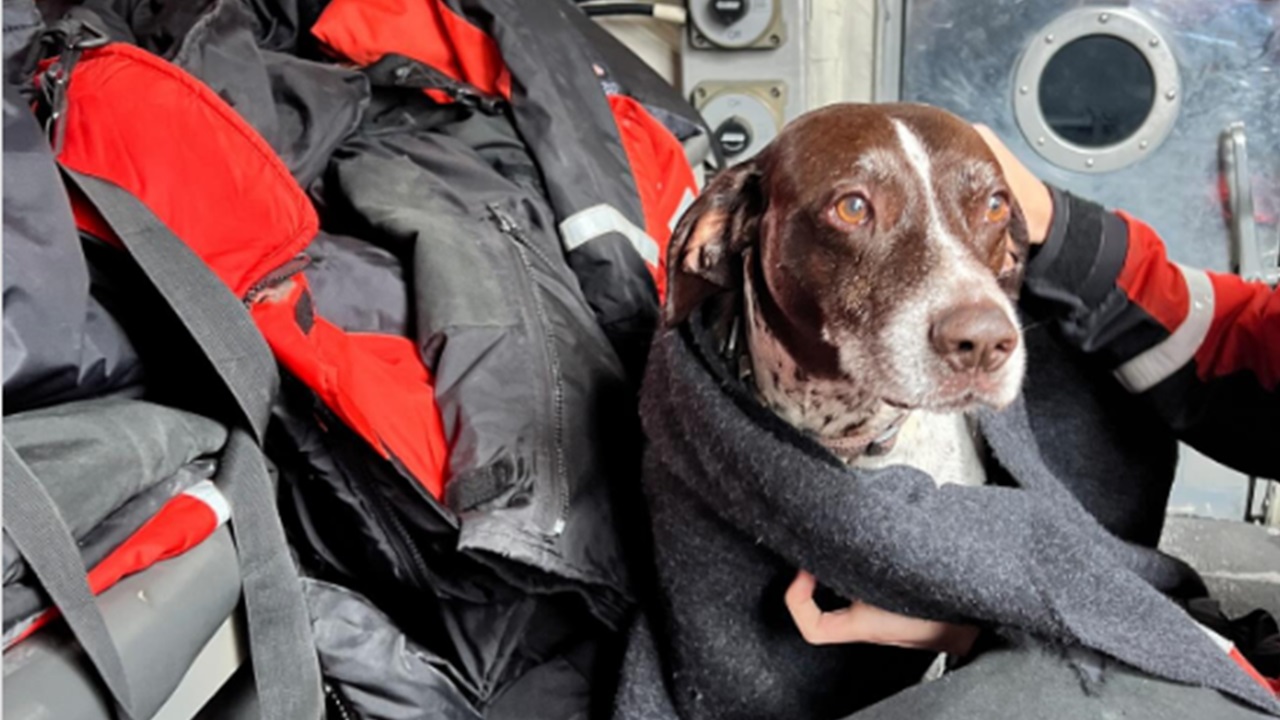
[1021,186,1280,478]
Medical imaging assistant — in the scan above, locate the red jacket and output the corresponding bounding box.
[1023,186,1280,478]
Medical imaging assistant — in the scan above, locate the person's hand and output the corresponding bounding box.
[784,570,979,656]
[973,124,1054,245]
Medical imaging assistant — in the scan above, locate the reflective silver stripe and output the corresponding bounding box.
[559,204,661,266]
[1114,264,1215,393]
[669,187,696,233]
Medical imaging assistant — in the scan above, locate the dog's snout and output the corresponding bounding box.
[929,302,1018,374]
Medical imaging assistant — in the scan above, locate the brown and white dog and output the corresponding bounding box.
[665,102,1030,484]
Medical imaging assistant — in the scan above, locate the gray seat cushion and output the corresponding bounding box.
[3,527,242,720]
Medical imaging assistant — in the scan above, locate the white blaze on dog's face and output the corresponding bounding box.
[866,118,1026,412]
[662,102,1031,461]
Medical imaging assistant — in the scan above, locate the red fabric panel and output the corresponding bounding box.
[250,276,449,498]
[9,486,225,647]
[1114,212,1189,335]
[312,0,511,98]
[1229,647,1280,698]
[607,94,699,304]
[1194,270,1280,389]
[54,42,449,500]
[1116,212,1280,389]
[55,44,317,298]
[85,494,221,596]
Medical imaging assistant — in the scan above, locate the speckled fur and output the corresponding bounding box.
[738,118,1022,484]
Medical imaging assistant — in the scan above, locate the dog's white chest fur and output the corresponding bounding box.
[852,412,988,487]
[741,264,989,487]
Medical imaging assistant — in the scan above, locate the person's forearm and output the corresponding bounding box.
[1021,187,1280,477]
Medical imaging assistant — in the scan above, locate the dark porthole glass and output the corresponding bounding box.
[1038,35,1156,147]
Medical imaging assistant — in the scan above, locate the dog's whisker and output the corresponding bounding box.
[1019,319,1046,333]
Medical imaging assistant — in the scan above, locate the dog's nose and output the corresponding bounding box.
[929,302,1018,374]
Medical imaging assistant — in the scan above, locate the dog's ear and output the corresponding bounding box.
[664,161,764,327]
[999,198,1031,298]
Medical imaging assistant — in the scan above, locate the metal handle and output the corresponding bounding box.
[1220,121,1280,286]
[1221,123,1279,525]
[1245,477,1280,527]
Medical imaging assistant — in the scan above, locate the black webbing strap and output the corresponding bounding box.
[64,171,276,441]
[52,169,323,719]
[3,439,138,720]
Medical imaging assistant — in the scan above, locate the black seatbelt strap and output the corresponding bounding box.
[3,439,138,720]
[57,169,323,720]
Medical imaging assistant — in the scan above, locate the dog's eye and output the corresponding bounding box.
[985,193,1010,223]
[834,194,872,226]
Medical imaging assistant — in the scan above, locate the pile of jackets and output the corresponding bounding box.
[3,0,707,716]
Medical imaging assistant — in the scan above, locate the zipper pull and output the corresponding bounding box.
[486,204,519,235]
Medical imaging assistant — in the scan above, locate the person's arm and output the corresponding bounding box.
[977,126,1280,479]
[784,570,980,656]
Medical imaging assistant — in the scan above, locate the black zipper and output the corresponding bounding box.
[371,480,433,587]
[243,254,311,305]
[487,205,570,537]
[323,406,436,590]
[349,435,435,589]
[247,254,439,589]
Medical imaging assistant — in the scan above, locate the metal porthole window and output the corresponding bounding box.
[1013,7,1181,173]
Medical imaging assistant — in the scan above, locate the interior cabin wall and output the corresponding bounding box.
[601,0,1275,525]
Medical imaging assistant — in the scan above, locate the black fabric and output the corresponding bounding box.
[4,0,46,88]
[446,0,665,374]
[1019,323,1179,547]
[12,2,699,715]
[303,579,483,720]
[240,0,329,55]
[1,398,226,541]
[2,79,143,413]
[1188,598,1280,679]
[486,628,618,720]
[1024,186,1114,309]
[315,81,634,614]
[272,380,623,714]
[1024,186,1173,368]
[305,575,620,720]
[78,0,369,189]
[1149,364,1280,480]
[263,39,660,711]
[839,634,1273,720]
[364,53,507,115]
[557,1,712,152]
[1023,188,1280,479]
[615,309,1280,720]
[617,615,1277,720]
[304,231,410,336]
[271,72,639,710]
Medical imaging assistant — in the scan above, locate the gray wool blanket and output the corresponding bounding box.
[613,311,1280,720]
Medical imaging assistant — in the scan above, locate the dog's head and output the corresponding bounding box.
[666,103,1029,459]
